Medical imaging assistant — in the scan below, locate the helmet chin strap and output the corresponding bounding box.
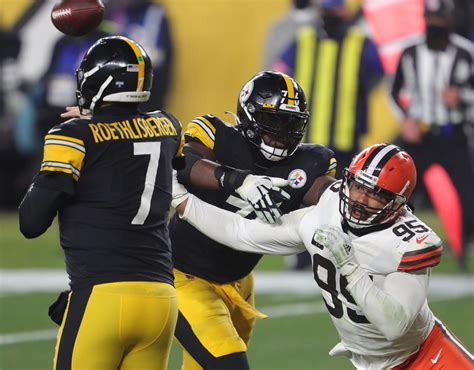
[259,141,288,161]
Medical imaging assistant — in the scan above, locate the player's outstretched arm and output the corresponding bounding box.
[172,172,305,255]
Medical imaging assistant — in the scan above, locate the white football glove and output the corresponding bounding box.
[236,175,290,224]
[171,170,191,209]
[313,225,359,276]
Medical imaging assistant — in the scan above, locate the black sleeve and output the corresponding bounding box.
[18,185,67,239]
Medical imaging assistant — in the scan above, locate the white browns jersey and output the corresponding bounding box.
[182,180,444,367]
[298,181,441,364]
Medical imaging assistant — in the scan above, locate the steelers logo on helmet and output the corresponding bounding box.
[239,80,254,105]
[288,169,307,189]
[236,71,310,162]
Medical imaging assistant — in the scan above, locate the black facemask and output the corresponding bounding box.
[426,25,450,50]
[321,13,345,39]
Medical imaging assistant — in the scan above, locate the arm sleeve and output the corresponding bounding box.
[181,194,306,255]
[345,269,429,341]
[18,185,67,238]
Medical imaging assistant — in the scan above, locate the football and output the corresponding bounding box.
[51,0,105,37]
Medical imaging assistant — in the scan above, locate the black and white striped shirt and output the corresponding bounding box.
[391,34,473,127]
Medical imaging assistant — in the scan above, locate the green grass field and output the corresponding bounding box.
[1,211,473,369]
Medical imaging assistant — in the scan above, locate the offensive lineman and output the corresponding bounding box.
[173,143,473,369]
[171,71,337,369]
[19,37,181,369]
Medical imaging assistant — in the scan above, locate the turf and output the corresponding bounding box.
[0,293,472,370]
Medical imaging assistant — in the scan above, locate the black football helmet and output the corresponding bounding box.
[76,36,153,114]
[237,71,310,161]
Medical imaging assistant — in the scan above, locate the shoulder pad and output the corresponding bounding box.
[319,179,341,204]
[46,117,89,141]
[184,114,234,150]
[398,230,443,273]
[157,110,183,134]
[297,144,337,176]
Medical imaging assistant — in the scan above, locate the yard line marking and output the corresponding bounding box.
[0,329,57,345]
[0,270,473,298]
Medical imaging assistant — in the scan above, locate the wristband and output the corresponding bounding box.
[214,165,251,190]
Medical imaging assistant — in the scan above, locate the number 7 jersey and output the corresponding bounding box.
[34,107,184,289]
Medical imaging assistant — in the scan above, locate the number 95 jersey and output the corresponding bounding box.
[304,181,443,358]
[35,106,184,289]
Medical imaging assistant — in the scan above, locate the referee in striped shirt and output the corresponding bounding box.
[391,0,474,272]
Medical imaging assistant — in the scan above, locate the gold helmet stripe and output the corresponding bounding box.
[279,72,295,105]
[120,36,145,92]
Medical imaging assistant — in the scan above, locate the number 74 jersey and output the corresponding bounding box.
[303,181,442,358]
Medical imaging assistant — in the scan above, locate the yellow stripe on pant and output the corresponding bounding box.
[53,281,177,370]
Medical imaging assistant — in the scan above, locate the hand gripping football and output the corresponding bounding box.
[51,0,105,37]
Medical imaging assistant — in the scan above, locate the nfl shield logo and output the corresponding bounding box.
[288,169,307,189]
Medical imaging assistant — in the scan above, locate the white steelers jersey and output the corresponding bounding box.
[297,181,442,359]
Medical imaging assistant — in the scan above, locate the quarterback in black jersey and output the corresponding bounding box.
[171,71,337,370]
[19,37,181,370]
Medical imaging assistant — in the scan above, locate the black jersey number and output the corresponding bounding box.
[392,220,429,242]
[131,142,162,225]
[312,254,369,324]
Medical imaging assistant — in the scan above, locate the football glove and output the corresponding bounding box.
[171,170,191,209]
[313,225,359,277]
[236,175,290,224]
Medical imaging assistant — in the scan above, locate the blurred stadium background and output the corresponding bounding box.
[0,0,473,369]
